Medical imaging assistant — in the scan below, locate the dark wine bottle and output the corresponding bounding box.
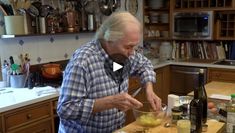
[190,83,203,133]
[198,69,208,124]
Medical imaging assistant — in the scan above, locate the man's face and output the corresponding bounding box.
[108,23,141,57]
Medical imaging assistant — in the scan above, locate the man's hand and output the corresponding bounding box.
[145,82,162,111]
[112,92,143,111]
[93,92,143,113]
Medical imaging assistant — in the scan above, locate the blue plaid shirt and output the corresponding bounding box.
[57,40,156,133]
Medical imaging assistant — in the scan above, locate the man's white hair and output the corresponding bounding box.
[95,11,141,42]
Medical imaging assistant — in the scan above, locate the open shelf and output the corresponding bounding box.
[216,11,235,39]
[144,0,170,41]
[175,0,235,9]
[0,31,94,39]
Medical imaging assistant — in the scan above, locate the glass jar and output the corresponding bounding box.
[226,94,235,133]
[159,42,172,61]
[171,106,183,125]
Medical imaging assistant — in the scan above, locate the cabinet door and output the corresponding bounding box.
[9,119,52,133]
[208,68,235,82]
[52,98,59,133]
[155,66,170,104]
[125,76,141,125]
[4,102,51,132]
[0,115,2,133]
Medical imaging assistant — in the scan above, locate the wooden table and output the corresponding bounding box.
[115,119,225,133]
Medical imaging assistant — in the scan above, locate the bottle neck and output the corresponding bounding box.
[194,88,199,99]
[199,73,204,87]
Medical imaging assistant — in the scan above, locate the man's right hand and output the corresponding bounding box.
[112,92,143,111]
[93,92,143,113]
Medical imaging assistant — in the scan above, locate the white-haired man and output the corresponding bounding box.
[57,11,161,133]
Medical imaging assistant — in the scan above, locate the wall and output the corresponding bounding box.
[0,0,143,66]
[0,33,94,65]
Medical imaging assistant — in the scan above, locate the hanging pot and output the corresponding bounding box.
[41,63,62,79]
[99,0,112,16]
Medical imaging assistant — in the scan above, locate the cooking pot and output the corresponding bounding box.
[41,63,62,79]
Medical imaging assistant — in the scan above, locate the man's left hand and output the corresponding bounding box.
[145,82,162,111]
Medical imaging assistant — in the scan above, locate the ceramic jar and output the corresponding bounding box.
[159,41,172,61]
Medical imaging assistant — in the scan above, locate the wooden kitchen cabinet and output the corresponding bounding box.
[8,119,52,133]
[154,66,170,104]
[174,0,235,9]
[51,98,59,133]
[215,11,235,40]
[1,100,57,133]
[0,115,2,133]
[208,68,235,83]
[143,0,171,41]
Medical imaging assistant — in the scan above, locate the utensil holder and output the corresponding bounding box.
[10,74,26,88]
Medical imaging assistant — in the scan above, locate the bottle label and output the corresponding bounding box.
[227,112,235,123]
[227,112,235,133]
[226,122,235,133]
[190,106,197,131]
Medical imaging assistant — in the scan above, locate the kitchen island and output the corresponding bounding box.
[117,81,235,133]
[114,119,225,133]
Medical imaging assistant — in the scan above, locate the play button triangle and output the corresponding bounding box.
[113,62,123,72]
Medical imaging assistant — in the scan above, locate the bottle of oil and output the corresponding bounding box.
[198,69,208,124]
[190,79,203,133]
[226,94,235,133]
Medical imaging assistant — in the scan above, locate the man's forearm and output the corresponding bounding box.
[144,82,154,92]
[92,95,114,113]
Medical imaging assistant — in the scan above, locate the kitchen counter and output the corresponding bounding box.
[116,81,234,133]
[115,119,225,133]
[152,59,235,70]
[188,81,235,100]
[0,86,59,113]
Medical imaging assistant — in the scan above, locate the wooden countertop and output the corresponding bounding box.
[116,81,235,133]
[115,119,225,133]
[188,81,235,100]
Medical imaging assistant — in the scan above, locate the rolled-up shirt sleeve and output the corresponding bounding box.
[57,61,94,125]
[130,52,156,85]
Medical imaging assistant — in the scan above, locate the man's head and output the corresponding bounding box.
[95,11,142,57]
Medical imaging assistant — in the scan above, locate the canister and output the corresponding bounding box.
[88,14,95,31]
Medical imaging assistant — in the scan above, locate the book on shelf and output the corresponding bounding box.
[171,41,235,60]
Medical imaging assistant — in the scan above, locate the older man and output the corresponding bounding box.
[57,11,161,133]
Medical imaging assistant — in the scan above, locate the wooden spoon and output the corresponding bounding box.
[0,5,8,16]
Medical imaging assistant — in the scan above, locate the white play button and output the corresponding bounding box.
[113,62,123,72]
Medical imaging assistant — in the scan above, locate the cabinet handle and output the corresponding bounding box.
[26,114,32,119]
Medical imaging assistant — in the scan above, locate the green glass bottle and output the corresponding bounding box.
[198,69,208,124]
[190,83,203,133]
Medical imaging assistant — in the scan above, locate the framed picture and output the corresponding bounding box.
[125,0,138,16]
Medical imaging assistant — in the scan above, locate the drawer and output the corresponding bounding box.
[8,119,52,133]
[4,103,51,131]
[209,69,235,82]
